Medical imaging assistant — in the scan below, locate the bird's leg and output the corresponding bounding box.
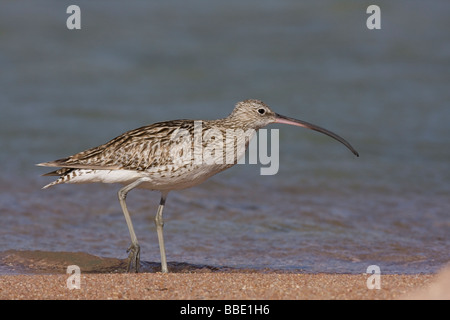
[118,177,152,273]
[155,192,169,273]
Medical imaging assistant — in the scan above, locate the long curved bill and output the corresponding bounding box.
[275,114,359,157]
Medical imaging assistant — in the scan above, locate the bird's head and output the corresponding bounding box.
[229,99,278,129]
[229,99,359,157]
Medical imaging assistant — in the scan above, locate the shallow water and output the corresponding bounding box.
[1,1,449,274]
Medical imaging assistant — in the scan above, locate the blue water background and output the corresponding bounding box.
[0,1,449,274]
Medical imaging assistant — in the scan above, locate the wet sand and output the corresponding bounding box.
[0,251,448,300]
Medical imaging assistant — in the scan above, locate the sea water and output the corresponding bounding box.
[0,1,448,274]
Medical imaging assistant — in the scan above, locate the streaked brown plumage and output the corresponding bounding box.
[38,99,358,273]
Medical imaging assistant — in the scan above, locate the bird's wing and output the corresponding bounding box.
[37,120,194,172]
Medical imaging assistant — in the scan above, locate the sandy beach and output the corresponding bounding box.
[0,271,447,300]
[1,250,449,300]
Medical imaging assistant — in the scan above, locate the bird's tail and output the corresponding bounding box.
[38,166,74,189]
[42,179,63,189]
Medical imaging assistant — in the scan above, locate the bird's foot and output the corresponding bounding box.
[126,243,140,273]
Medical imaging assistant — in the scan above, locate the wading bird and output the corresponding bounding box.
[38,99,359,273]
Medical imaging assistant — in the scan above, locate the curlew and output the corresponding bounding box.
[37,99,359,273]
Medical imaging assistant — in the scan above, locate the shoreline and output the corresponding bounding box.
[1,250,448,299]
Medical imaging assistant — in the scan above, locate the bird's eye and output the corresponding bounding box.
[257,108,265,115]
